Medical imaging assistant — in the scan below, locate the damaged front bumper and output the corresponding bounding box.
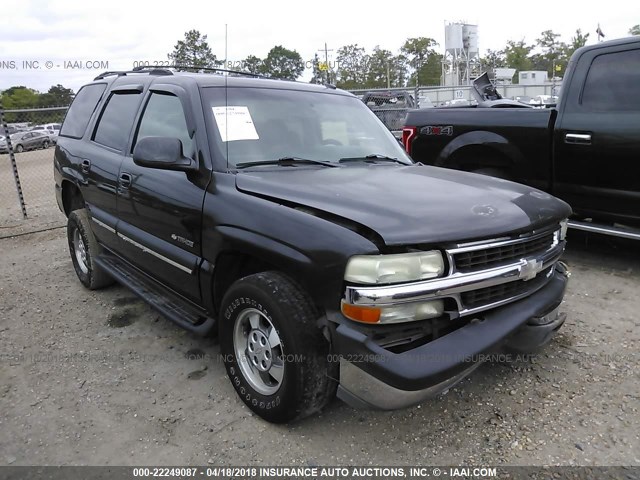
[335,265,569,410]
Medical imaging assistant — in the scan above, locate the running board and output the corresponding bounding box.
[568,220,640,241]
[95,253,217,336]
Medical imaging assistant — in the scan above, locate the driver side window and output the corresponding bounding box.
[135,93,195,158]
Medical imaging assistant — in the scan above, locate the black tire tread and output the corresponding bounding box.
[220,271,337,423]
[67,209,114,290]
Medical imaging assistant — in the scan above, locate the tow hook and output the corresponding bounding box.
[557,261,571,278]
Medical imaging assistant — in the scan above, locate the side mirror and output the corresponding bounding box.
[132,136,196,172]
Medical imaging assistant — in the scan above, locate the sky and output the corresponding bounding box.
[0,0,637,93]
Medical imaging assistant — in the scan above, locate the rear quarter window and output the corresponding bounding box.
[60,84,107,139]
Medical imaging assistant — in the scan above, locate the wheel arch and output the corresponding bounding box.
[61,179,85,217]
[436,130,525,174]
[208,223,350,321]
[212,249,281,315]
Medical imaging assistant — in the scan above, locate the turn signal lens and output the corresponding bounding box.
[341,302,381,323]
[341,300,444,324]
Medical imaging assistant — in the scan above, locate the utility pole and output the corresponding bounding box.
[386,61,390,88]
[318,43,333,84]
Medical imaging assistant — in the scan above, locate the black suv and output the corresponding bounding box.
[55,67,571,423]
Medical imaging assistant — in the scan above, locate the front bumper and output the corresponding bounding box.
[335,267,569,410]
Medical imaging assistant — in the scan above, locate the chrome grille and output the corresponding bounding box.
[452,231,556,273]
[343,225,565,321]
[461,267,553,309]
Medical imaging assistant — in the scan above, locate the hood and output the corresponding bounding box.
[235,165,571,246]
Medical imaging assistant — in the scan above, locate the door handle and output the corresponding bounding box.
[565,133,592,145]
[119,172,132,188]
[81,159,91,173]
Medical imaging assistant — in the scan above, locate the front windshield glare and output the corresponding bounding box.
[204,87,413,169]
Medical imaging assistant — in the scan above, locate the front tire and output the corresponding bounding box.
[42,140,50,149]
[67,209,114,290]
[219,272,336,423]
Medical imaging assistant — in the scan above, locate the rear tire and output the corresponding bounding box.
[15,144,24,153]
[42,140,50,149]
[219,271,336,423]
[67,209,114,290]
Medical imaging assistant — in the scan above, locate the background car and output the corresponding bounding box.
[512,95,534,105]
[10,130,52,152]
[30,126,59,144]
[32,123,61,135]
[361,91,417,134]
[529,95,559,107]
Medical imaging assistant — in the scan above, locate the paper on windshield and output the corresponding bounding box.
[212,106,259,142]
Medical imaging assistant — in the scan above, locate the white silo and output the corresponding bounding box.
[462,24,479,58]
[442,22,480,86]
[445,23,464,53]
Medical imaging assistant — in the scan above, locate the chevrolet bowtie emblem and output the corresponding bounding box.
[519,258,543,281]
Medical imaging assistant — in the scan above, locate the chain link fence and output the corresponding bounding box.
[350,83,558,137]
[1,106,68,237]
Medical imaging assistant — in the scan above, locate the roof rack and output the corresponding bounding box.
[93,65,340,90]
[93,64,271,81]
[167,65,270,79]
[94,67,174,80]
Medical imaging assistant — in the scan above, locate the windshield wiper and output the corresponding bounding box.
[338,154,411,165]
[236,157,339,169]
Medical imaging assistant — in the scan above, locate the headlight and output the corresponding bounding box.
[559,219,568,241]
[344,251,444,285]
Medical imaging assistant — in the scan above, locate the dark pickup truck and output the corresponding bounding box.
[403,36,640,240]
[55,67,570,423]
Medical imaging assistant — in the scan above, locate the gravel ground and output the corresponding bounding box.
[0,228,638,466]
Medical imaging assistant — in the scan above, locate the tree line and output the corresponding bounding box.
[169,26,640,88]
[0,85,75,110]
[168,30,443,88]
[2,25,638,111]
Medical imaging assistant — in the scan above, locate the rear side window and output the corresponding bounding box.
[93,92,142,151]
[60,84,107,138]
[582,49,640,112]
[134,93,195,158]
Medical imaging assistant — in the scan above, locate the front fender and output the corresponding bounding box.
[201,176,380,312]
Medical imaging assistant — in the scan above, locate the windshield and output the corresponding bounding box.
[202,86,413,169]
